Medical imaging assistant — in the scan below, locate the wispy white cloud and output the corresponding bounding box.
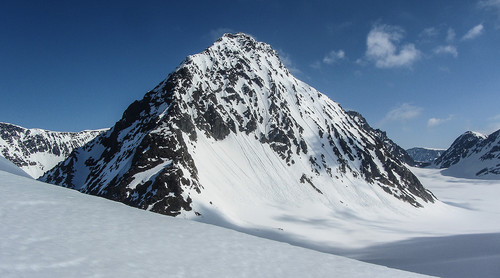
[479,0,500,27]
[480,0,500,9]
[446,28,456,42]
[433,45,458,57]
[323,50,345,64]
[461,24,484,40]
[355,58,367,66]
[365,24,421,69]
[380,103,423,125]
[419,27,439,39]
[479,0,500,13]
[311,49,346,69]
[427,115,454,128]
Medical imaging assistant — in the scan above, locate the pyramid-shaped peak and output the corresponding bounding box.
[176,32,291,83]
[42,32,436,219]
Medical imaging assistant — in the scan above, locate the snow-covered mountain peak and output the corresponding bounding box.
[434,130,488,169]
[460,131,487,141]
[467,131,487,139]
[42,33,435,219]
[0,122,107,178]
[434,129,500,179]
[212,32,277,58]
[188,32,290,83]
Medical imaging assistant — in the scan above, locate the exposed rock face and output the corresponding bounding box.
[347,111,416,166]
[434,131,487,169]
[41,33,435,217]
[406,147,445,164]
[435,130,500,179]
[0,122,106,178]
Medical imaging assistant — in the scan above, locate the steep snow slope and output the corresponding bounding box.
[42,33,435,223]
[434,130,500,179]
[0,123,106,178]
[0,154,31,178]
[0,169,432,278]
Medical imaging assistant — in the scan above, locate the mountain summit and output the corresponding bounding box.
[435,130,500,179]
[41,33,435,218]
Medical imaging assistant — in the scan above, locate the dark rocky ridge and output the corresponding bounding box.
[347,111,416,166]
[435,130,500,178]
[434,131,487,168]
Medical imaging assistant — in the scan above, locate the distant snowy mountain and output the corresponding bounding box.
[347,111,416,166]
[406,147,445,164]
[433,131,487,169]
[436,130,500,179]
[0,154,31,178]
[0,122,106,178]
[42,32,435,225]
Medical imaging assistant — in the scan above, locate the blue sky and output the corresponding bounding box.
[1,0,499,149]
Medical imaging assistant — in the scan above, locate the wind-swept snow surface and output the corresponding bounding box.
[0,169,431,278]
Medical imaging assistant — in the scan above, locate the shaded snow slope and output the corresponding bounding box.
[0,122,107,178]
[190,167,500,253]
[347,233,500,278]
[0,170,432,278]
[339,167,500,278]
[0,155,31,178]
[42,33,434,225]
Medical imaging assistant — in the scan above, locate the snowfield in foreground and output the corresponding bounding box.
[2,157,500,278]
[0,167,431,278]
[184,165,500,278]
[0,156,31,179]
